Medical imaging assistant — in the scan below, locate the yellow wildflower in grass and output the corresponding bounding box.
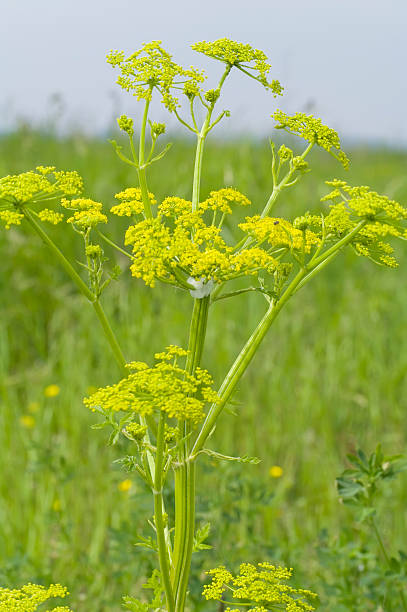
[269,465,283,478]
[118,479,132,492]
[0,583,71,611]
[44,384,60,398]
[84,345,218,426]
[203,562,317,611]
[19,415,35,429]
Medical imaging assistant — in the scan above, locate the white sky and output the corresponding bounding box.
[1,0,406,144]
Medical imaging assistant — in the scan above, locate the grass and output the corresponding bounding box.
[1,127,407,610]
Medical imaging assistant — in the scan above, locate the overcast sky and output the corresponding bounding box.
[1,0,406,145]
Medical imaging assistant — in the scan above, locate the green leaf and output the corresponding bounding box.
[200,448,261,465]
[193,522,212,552]
[122,595,149,611]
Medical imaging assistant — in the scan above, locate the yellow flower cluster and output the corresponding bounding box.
[272,111,350,169]
[84,345,218,425]
[38,209,64,225]
[0,210,24,229]
[123,189,280,288]
[191,39,283,95]
[321,180,407,267]
[239,216,320,253]
[0,167,83,205]
[62,197,107,230]
[202,562,317,611]
[107,41,205,111]
[201,188,251,214]
[0,583,71,611]
[111,188,157,217]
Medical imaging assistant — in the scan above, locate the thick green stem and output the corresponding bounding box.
[154,412,175,612]
[172,297,210,610]
[138,95,153,218]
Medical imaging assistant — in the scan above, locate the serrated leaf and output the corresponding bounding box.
[193,522,212,552]
[122,595,149,611]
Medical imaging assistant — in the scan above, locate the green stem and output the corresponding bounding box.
[154,412,175,612]
[371,518,407,611]
[138,94,153,218]
[261,142,314,218]
[191,65,232,211]
[172,297,210,610]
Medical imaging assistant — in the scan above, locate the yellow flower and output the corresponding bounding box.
[118,479,132,492]
[44,384,60,398]
[269,465,283,478]
[20,415,35,428]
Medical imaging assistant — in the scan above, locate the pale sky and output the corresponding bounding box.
[1,0,406,145]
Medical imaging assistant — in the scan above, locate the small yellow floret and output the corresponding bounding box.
[38,209,64,224]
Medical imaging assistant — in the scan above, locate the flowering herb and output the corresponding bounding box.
[2,38,407,612]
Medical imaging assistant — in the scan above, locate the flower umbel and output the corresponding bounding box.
[84,345,218,425]
[107,41,205,112]
[192,38,283,95]
[0,583,71,611]
[272,111,350,168]
[202,562,317,611]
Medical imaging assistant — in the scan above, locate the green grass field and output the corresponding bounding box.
[1,127,407,610]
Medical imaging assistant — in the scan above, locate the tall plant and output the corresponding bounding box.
[1,39,407,611]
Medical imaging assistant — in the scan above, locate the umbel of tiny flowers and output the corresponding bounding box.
[202,562,317,611]
[0,583,72,611]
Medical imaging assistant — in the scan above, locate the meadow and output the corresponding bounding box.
[1,126,407,610]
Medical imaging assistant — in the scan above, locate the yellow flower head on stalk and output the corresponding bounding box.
[239,216,320,253]
[124,189,280,288]
[0,583,72,611]
[321,179,407,267]
[84,345,218,426]
[0,210,24,229]
[111,187,157,217]
[107,41,205,111]
[62,197,107,230]
[203,562,317,611]
[272,111,350,169]
[38,209,64,225]
[192,38,283,95]
[0,167,83,205]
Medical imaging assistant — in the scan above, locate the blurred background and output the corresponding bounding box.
[1,1,407,610]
